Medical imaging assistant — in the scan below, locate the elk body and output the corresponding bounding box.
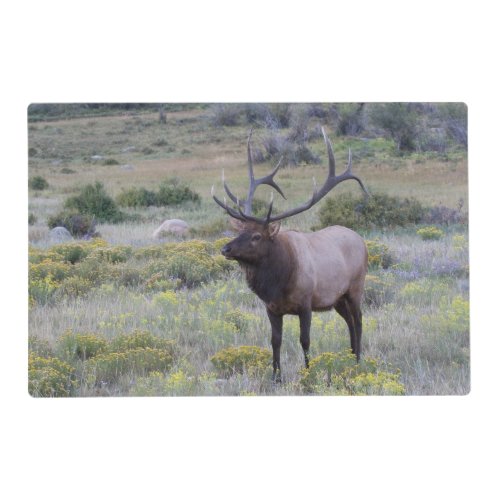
[213,129,368,382]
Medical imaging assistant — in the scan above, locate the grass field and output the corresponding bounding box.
[28,105,469,396]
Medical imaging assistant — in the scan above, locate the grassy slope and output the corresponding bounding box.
[28,108,469,396]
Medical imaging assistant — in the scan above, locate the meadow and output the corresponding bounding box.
[28,104,469,396]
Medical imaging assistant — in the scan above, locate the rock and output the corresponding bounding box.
[153,219,189,239]
[91,155,104,161]
[49,226,73,243]
[120,164,135,171]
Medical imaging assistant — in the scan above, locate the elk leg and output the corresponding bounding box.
[299,309,312,369]
[267,308,283,382]
[334,297,357,358]
[345,296,362,361]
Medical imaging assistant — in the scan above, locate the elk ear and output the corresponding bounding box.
[229,217,246,233]
[268,221,281,239]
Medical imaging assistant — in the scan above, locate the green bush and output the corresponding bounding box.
[28,213,37,225]
[116,179,200,207]
[47,211,97,237]
[29,175,49,190]
[366,240,394,269]
[57,331,109,361]
[64,181,126,223]
[156,178,200,206]
[417,226,444,241]
[369,103,418,152]
[110,330,174,353]
[299,350,405,395]
[317,192,425,231]
[211,346,272,378]
[28,354,75,397]
[116,187,157,207]
[103,158,119,165]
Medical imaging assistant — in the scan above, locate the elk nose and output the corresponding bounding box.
[221,244,231,256]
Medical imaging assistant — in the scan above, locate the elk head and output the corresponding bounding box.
[212,127,369,258]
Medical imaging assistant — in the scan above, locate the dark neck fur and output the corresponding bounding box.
[240,236,295,305]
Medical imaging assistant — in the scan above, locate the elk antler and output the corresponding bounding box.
[212,127,368,224]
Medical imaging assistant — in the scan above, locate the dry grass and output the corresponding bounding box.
[28,106,469,396]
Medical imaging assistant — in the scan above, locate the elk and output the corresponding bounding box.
[212,128,369,382]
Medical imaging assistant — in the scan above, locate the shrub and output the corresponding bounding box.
[210,104,242,126]
[330,103,366,136]
[57,331,108,361]
[211,346,272,378]
[317,192,425,231]
[29,175,49,190]
[369,103,418,152]
[47,211,97,237]
[417,226,444,241]
[116,187,157,207]
[299,350,404,395]
[156,178,200,206]
[28,354,75,397]
[103,158,119,165]
[424,204,466,225]
[64,181,126,223]
[56,275,94,299]
[28,213,37,225]
[365,240,394,269]
[110,330,175,353]
[85,348,173,384]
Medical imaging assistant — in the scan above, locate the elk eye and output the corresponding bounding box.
[251,233,262,242]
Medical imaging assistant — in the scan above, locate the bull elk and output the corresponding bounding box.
[212,128,369,382]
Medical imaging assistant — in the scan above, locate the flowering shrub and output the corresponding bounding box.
[28,354,75,397]
[110,330,174,353]
[57,331,108,361]
[299,350,405,395]
[365,240,394,269]
[211,346,272,378]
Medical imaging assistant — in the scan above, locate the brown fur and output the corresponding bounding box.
[221,220,368,381]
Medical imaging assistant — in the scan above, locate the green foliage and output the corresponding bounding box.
[317,192,425,231]
[102,158,119,165]
[299,350,405,395]
[211,346,272,378]
[29,175,49,190]
[47,211,97,237]
[417,226,444,241]
[116,187,158,207]
[28,213,37,225]
[57,331,108,361]
[365,240,394,269]
[116,179,200,208]
[85,348,173,384]
[156,178,200,206]
[28,354,75,397]
[64,181,126,223]
[369,103,418,152]
[110,330,174,353]
[28,336,54,357]
[331,103,365,136]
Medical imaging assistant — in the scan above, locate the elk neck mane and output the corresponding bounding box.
[240,233,296,304]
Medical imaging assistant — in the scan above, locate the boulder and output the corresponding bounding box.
[153,219,189,239]
[49,226,73,243]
